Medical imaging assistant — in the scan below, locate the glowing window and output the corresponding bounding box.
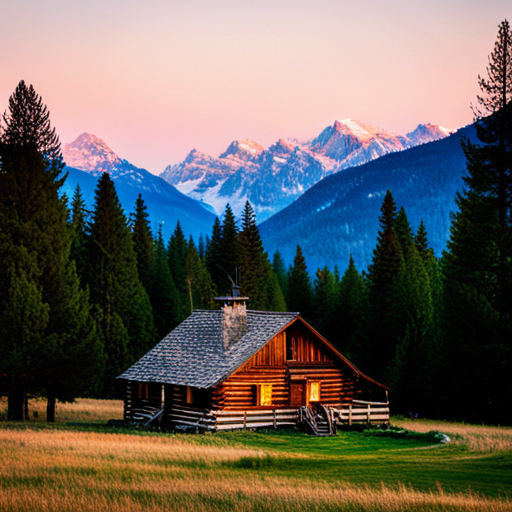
[186,386,193,404]
[309,381,320,402]
[258,384,273,406]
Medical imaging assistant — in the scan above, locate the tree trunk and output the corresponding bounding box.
[46,393,56,423]
[7,380,25,421]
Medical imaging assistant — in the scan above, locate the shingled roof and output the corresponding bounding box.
[118,309,299,388]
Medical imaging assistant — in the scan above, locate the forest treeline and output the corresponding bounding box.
[1,22,511,424]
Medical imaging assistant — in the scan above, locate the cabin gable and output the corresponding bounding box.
[212,318,379,411]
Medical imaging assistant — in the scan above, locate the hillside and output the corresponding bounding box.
[160,120,452,221]
[61,133,216,241]
[259,124,478,272]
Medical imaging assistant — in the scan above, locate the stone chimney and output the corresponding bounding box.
[214,268,249,350]
[221,302,247,350]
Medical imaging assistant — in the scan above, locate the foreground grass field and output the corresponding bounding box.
[0,399,511,511]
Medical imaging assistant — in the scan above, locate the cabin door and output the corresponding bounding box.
[289,380,306,407]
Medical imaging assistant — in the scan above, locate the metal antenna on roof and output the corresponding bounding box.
[217,265,240,297]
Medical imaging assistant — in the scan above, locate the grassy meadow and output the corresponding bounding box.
[0,398,511,512]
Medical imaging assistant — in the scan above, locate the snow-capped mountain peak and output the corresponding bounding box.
[159,118,456,222]
[63,133,124,174]
[219,139,264,161]
[406,123,455,145]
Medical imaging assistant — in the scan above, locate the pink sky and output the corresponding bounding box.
[1,0,511,174]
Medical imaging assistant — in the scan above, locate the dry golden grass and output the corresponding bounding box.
[393,418,512,452]
[0,426,510,512]
[0,426,508,512]
[0,396,123,422]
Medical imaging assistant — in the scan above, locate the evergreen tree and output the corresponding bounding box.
[131,194,154,291]
[441,21,512,422]
[219,204,240,292]
[313,266,337,341]
[389,243,433,414]
[86,173,156,396]
[69,185,89,284]
[287,245,314,319]
[205,217,223,294]
[239,201,284,310]
[365,190,404,381]
[239,201,266,308]
[197,233,206,260]
[337,255,370,363]
[0,81,103,419]
[394,206,414,254]
[148,226,181,338]
[167,221,189,320]
[414,220,435,265]
[272,251,289,300]
[185,237,216,311]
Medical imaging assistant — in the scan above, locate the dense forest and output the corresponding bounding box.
[1,22,511,424]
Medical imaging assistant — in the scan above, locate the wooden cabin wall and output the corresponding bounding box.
[124,381,164,421]
[213,323,374,410]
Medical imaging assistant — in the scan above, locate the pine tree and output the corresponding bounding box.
[0,81,103,420]
[69,185,89,284]
[148,226,181,338]
[205,217,223,294]
[389,243,433,414]
[337,255,370,364]
[313,266,337,341]
[394,207,414,254]
[197,233,206,260]
[287,245,314,319]
[86,172,156,396]
[185,237,216,311]
[167,221,189,321]
[441,21,512,422]
[239,202,266,308]
[131,194,154,291]
[272,251,289,300]
[238,201,283,310]
[219,204,240,291]
[366,190,404,381]
[414,220,435,265]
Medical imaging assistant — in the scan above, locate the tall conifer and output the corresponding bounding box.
[148,226,181,338]
[0,81,103,419]
[86,173,156,396]
[131,194,154,291]
[287,245,314,319]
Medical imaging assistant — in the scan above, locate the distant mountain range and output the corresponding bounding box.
[61,133,217,242]
[160,119,453,221]
[258,123,478,273]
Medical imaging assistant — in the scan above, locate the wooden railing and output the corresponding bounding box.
[169,406,298,431]
[334,400,390,425]
[129,400,389,431]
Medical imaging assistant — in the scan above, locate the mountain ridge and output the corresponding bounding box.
[61,133,217,241]
[160,119,454,221]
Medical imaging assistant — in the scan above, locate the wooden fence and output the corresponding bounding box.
[334,400,390,425]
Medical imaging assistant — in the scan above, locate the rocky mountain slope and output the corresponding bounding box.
[160,120,453,221]
[61,133,216,241]
[258,123,477,273]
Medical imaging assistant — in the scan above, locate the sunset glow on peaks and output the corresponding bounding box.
[1,0,511,174]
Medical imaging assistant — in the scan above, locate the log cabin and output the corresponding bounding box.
[118,296,389,435]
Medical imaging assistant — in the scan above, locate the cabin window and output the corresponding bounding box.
[286,333,296,361]
[308,381,321,402]
[186,386,193,404]
[256,384,273,406]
